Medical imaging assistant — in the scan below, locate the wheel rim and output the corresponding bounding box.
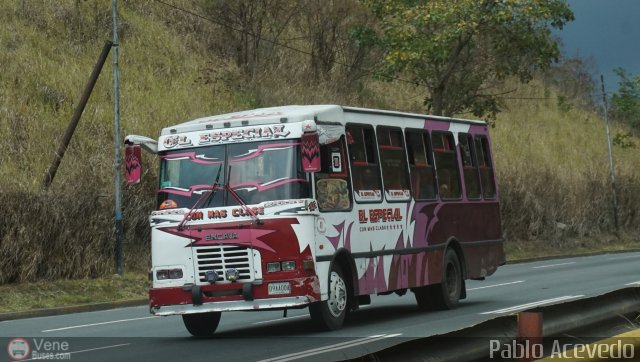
[445,262,459,299]
[328,271,347,318]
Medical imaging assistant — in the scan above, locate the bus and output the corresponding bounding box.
[124,105,505,336]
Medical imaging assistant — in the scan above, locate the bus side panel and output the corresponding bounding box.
[404,201,503,287]
[315,195,503,296]
[387,249,443,291]
[344,200,503,295]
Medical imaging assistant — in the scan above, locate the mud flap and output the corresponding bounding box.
[242,283,254,301]
[191,285,203,306]
[460,279,467,300]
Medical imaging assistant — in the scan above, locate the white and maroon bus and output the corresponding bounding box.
[125,105,505,336]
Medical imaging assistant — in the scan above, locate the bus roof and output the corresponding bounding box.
[160,105,486,136]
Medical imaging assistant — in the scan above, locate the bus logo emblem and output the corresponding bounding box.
[205,233,239,241]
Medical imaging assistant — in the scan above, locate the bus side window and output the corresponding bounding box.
[458,133,481,199]
[347,124,382,203]
[475,135,497,198]
[377,127,411,202]
[405,129,437,200]
[432,132,462,199]
[315,137,352,211]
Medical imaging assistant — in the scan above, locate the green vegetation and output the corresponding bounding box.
[0,272,147,313]
[358,0,574,118]
[611,67,640,132]
[0,0,638,292]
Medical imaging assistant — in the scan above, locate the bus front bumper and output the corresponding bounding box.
[151,296,312,315]
[149,276,320,316]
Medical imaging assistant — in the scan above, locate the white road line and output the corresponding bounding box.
[625,281,640,286]
[253,304,370,326]
[41,316,155,332]
[24,343,130,361]
[68,343,131,355]
[468,280,524,291]
[531,262,576,269]
[480,295,584,315]
[258,334,387,361]
[252,314,308,325]
[258,333,402,362]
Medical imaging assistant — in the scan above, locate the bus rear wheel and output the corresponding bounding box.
[414,249,462,310]
[182,311,221,337]
[309,264,349,330]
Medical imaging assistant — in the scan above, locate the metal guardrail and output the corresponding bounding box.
[363,287,640,361]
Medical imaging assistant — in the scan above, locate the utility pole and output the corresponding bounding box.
[113,0,124,275]
[600,75,619,236]
[43,41,112,190]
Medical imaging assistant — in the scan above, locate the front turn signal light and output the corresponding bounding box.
[159,199,178,210]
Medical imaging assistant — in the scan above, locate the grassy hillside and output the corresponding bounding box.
[492,80,640,256]
[0,0,638,283]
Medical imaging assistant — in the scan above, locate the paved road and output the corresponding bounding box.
[2,252,639,361]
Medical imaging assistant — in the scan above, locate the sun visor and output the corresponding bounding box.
[317,124,344,145]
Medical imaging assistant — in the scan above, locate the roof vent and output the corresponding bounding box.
[280,117,288,123]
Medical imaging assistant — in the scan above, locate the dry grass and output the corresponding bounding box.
[0,0,240,282]
[493,80,640,242]
[0,185,154,283]
[0,0,639,285]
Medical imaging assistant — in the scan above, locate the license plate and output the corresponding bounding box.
[268,282,291,295]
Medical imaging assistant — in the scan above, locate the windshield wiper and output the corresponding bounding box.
[177,164,223,231]
[225,165,263,225]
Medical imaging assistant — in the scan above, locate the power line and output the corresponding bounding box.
[152,0,413,85]
[151,0,579,103]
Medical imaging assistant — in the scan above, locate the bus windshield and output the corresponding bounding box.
[157,139,310,209]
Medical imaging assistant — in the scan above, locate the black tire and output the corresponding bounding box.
[309,264,349,330]
[414,249,462,310]
[414,284,437,310]
[182,311,222,337]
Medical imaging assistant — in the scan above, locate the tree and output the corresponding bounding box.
[297,0,377,83]
[357,0,574,118]
[203,0,301,76]
[611,67,640,131]
[543,55,597,111]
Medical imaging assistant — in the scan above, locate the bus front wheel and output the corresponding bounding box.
[309,264,349,330]
[182,311,221,337]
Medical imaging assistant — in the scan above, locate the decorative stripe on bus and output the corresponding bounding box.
[315,239,504,261]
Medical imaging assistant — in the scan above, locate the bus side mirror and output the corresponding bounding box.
[301,130,321,173]
[124,135,158,184]
[125,144,142,184]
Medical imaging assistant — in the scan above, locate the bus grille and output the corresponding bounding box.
[195,245,254,283]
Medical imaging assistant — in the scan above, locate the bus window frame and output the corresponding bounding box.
[314,136,353,212]
[458,132,482,200]
[346,123,383,204]
[431,131,463,201]
[474,134,497,199]
[405,128,438,201]
[376,125,412,203]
